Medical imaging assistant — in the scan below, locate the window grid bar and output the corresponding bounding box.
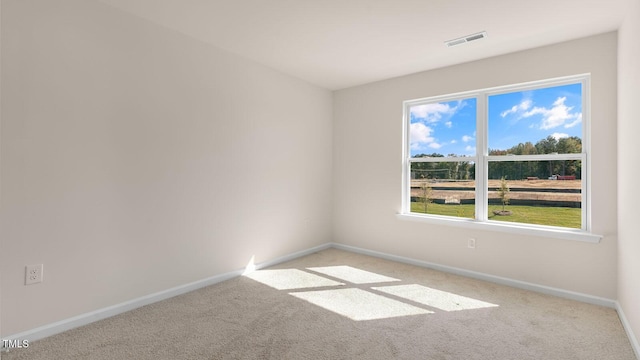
[401,96,411,213]
[476,94,488,221]
[486,153,584,162]
[582,77,591,231]
[409,157,477,163]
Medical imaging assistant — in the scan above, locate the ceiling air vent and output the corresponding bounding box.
[445,31,487,47]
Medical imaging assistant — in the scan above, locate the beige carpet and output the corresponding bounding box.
[2,248,636,359]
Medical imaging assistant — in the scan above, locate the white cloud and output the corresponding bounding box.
[410,122,435,150]
[500,99,532,118]
[410,122,433,142]
[522,106,545,117]
[501,106,517,118]
[501,97,580,130]
[522,97,580,130]
[564,113,582,128]
[410,100,465,124]
[450,140,457,144]
[429,142,443,149]
[462,135,473,142]
[465,145,476,153]
[445,121,452,128]
[551,132,569,140]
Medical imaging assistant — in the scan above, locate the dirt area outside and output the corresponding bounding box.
[410,179,581,202]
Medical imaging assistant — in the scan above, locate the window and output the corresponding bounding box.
[402,75,593,237]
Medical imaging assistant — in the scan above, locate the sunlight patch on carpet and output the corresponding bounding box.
[290,288,433,321]
[245,266,497,320]
[307,265,400,284]
[245,269,344,290]
[373,284,499,311]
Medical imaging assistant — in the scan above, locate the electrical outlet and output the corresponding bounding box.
[468,238,476,249]
[25,264,43,285]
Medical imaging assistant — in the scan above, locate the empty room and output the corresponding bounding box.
[1,0,639,359]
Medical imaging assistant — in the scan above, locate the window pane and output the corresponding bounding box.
[488,83,582,155]
[487,160,581,229]
[409,98,476,158]
[410,161,475,219]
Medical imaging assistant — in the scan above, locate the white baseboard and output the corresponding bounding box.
[331,243,617,308]
[616,302,640,360]
[1,242,332,349]
[254,243,332,271]
[338,242,636,358]
[4,241,633,355]
[1,269,245,350]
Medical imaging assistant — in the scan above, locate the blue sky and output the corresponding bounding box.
[409,83,583,157]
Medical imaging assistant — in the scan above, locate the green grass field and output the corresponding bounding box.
[410,202,581,229]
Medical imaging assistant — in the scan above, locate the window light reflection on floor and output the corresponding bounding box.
[290,288,433,321]
[373,284,499,311]
[307,265,400,284]
[245,268,344,290]
[244,265,499,321]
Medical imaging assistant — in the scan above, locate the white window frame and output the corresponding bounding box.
[399,74,601,243]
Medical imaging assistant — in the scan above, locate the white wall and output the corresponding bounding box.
[0,0,332,336]
[333,33,618,299]
[618,0,640,350]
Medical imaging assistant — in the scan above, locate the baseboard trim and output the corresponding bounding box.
[331,243,617,309]
[616,302,640,360]
[254,243,332,271]
[4,241,629,353]
[2,242,333,349]
[1,269,244,350]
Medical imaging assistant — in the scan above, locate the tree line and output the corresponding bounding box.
[412,135,582,181]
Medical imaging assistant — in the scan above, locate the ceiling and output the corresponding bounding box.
[98,0,629,90]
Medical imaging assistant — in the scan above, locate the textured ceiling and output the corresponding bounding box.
[98,0,629,90]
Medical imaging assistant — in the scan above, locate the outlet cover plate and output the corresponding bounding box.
[25,264,43,285]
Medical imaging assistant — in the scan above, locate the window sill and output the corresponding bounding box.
[396,213,602,243]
